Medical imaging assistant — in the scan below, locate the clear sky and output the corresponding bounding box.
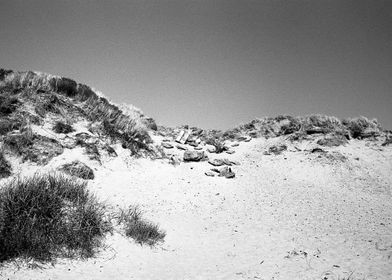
[1,0,391,129]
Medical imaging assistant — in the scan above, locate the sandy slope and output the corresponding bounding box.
[1,137,392,280]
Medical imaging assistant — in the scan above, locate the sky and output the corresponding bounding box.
[0,0,391,129]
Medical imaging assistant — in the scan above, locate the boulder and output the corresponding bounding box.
[183,150,206,162]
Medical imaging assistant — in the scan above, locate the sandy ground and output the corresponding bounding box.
[1,137,392,280]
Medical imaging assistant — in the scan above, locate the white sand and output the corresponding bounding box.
[1,137,392,280]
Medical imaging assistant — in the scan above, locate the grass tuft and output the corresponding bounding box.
[116,206,165,246]
[53,121,74,134]
[0,173,112,262]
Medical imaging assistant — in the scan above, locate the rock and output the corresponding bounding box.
[176,144,187,150]
[187,141,198,147]
[230,160,241,165]
[226,150,235,154]
[208,159,225,166]
[162,142,174,149]
[59,160,94,180]
[311,147,325,153]
[267,144,287,155]
[222,158,233,166]
[205,171,216,177]
[183,150,206,162]
[207,147,216,153]
[231,143,239,147]
[194,146,203,150]
[317,134,347,147]
[103,144,117,157]
[218,166,235,178]
[162,138,171,142]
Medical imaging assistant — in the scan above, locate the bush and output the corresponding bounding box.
[343,117,381,139]
[53,121,74,134]
[0,173,112,262]
[0,151,11,179]
[59,161,94,180]
[117,206,165,246]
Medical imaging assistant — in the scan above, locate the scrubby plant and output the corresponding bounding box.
[343,116,381,139]
[53,121,74,134]
[59,161,94,180]
[0,151,12,179]
[116,206,165,246]
[0,173,112,262]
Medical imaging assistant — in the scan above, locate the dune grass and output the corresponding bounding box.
[0,173,112,262]
[116,206,166,246]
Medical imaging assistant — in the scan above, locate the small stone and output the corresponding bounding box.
[208,159,225,166]
[176,144,187,150]
[162,142,174,149]
[231,143,239,147]
[205,171,216,177]
[226,150,235,154]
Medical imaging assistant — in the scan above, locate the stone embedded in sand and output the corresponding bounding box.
[162,142,174,149]
[208,159,225,166]
[230,160,241,165]
[176,144,187,150]
[205,171,216,177]
[226,150,235,154]
[183,150,206,162]
[267,144,287,155]
[231,143,239,147]
[194,146,203,150]
[317,134,347,147]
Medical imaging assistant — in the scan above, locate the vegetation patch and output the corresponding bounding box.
[0,173,112,262]
[4,132,63,165]
[116,206,165,246]
[59,161,95,180]
[53,121,74,134]
[0,151,12,179]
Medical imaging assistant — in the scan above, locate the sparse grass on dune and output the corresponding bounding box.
[0,173,112,262]
[0,69,155,156]
[116,206,166,246]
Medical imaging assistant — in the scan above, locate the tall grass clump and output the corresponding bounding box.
[0,151,12,179]
[116,206,165,246]
[0,173,112,262]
